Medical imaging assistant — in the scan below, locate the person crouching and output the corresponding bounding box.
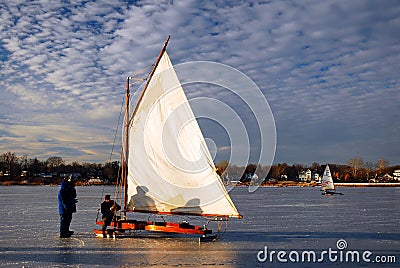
[101,194,121,238]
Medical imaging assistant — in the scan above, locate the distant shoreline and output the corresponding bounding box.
[1,181,399,187]
[230,181,400,187]
[334,182,400,187]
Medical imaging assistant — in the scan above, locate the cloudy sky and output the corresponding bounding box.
[0,0,399,166]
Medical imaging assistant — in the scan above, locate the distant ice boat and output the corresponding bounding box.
[321,165,343,196]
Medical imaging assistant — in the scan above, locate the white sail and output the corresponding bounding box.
[321,165,335,190]
[126,51,241,218]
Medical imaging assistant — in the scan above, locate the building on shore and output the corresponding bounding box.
[393,170,400,181]
[298,169,321,183]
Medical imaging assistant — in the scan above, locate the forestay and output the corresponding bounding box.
[126,51,240,218]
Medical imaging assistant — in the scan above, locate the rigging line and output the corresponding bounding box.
[96,94,125,222]
[109,95,125,163]
[129,65,153,79]
[127,73,152,127]
[96,64,159,221]
[111,95,126,209]
[126,66,153,128]
[114,157,123,207]
[127,65,153,89]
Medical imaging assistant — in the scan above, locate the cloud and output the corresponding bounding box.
[0,0,399,165]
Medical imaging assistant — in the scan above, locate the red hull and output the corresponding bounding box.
[94,219,212,237]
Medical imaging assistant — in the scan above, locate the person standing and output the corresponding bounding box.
[58,176,77,238]
[101,194,121,238]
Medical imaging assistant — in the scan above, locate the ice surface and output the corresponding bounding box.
[0,186,398,267]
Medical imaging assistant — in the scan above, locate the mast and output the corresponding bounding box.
[122,77,130,216]
[129,35,170,124]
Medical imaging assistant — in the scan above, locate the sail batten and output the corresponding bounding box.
[126,49,241,218]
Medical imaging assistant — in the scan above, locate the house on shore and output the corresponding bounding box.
[393,170,400,181]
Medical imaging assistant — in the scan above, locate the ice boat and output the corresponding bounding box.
[94,36,241,240]
[321,164,343,196]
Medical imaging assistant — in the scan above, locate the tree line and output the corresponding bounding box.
[217,157,399,183]
[1,151,399,184]
[0,151,119,184]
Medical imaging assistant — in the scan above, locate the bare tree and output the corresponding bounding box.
[347,157,363,177]
[363,161,375,180]
[311,162,320,171]
[273,163,288,180]
[376,158,389,173]
[19,154,29,170]
[0,151,18,175]
[226,164,243,176]
[46,156,64,173]
[215,160,229,175]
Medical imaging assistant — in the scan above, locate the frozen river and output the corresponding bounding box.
[0,185,399,267]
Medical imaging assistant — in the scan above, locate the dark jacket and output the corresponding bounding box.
[58,179,77,214]
[101,200,121,219]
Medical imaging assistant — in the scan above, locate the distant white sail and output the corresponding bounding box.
[126,51,240,218]
[321,165,335,190]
